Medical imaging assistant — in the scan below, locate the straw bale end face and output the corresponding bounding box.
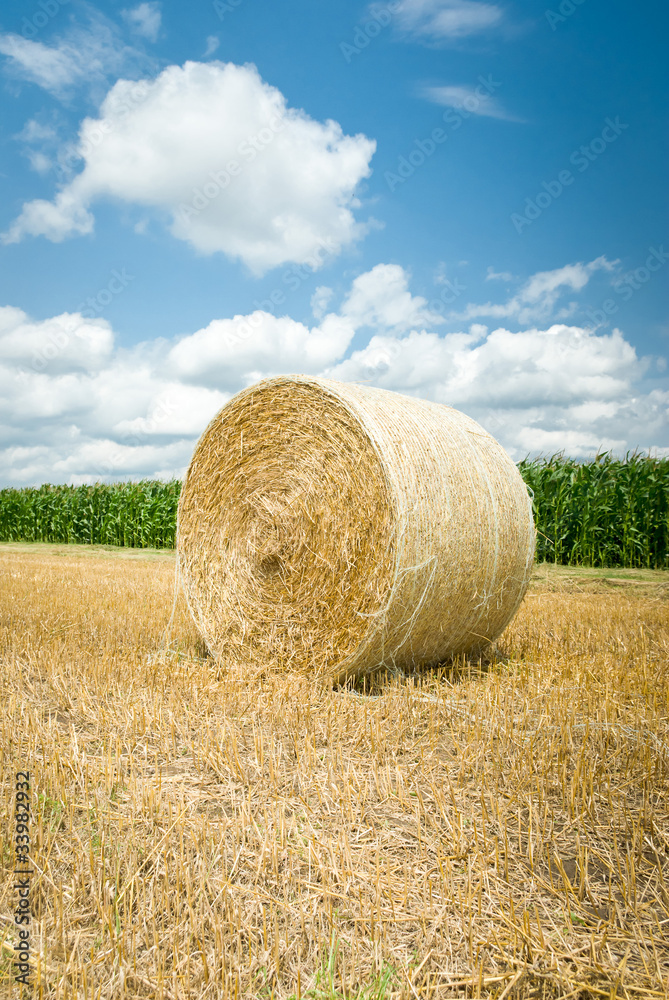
[177,376,535,683]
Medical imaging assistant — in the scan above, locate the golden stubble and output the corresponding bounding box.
[0,544,667,999]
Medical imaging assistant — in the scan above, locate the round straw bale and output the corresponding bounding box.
[177,375,535,684]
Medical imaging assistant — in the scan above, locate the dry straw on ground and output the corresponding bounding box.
[0,546,668,999]
[177,376,536,684]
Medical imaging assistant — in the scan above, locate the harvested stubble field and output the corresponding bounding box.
[0,544,668,1000]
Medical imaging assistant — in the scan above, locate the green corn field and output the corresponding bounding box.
[0,454,667,567]
[0,479,180,550]
[518,453,668,568]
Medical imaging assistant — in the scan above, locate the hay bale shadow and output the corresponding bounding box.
[335,644,510,697]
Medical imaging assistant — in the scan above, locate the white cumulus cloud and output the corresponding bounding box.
[0,260,666,485]
[454,257,619,325]
[166,311,357,390]
[0,306,113,374]
[1,61,376,276]
[341,263,445,331]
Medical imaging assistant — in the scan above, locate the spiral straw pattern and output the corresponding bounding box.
[177,376,535,683]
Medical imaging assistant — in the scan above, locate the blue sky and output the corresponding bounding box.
[0,0,667,485]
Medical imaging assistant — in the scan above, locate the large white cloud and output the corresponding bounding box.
[0,306,114,375]
[2,60,377,275]
[325,325,667,458]
[327,324,641,409]
[166,311,357,389]
[0,261,666,486]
